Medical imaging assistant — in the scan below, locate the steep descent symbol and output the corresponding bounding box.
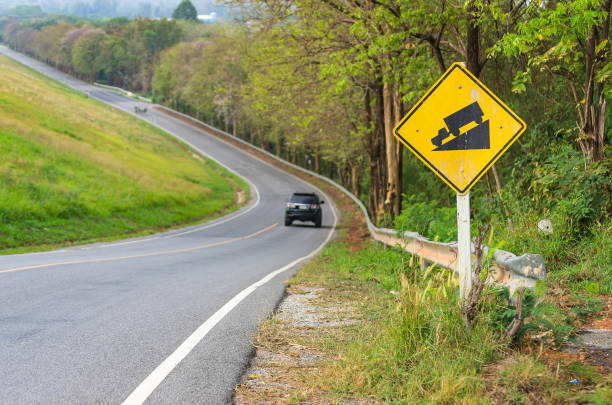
[393,62,527,195]
[431,101,490,151]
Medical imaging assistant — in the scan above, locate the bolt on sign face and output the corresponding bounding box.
[394,62,526,195]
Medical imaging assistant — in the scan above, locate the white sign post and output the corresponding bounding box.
[456,192,471,300]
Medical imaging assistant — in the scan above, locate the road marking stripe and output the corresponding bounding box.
[121,190,338,405]
[0,223,278,275]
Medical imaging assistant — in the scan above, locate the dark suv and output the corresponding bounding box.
[284,192,324,227]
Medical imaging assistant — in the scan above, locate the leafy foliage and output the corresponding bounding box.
[3,16,184,91]
[393,195,456,242]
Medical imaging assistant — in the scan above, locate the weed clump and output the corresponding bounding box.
[327,250,506,403]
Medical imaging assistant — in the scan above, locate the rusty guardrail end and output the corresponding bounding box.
[490,250,547,301]
[492,250,547,281]
[488,264,541,302]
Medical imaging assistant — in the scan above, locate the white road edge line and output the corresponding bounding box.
[122,189,338,405]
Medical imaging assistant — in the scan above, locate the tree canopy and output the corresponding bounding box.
[172,0,198,21]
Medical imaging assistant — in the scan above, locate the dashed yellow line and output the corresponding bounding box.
[0,223,278,275]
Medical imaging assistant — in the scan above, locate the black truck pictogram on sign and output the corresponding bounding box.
[431,101,490,151]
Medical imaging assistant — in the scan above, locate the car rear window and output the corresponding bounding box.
[290,194,318,204]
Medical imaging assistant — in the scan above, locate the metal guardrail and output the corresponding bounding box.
[95,85,547,297]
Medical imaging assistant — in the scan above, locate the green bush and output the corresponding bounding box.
[394,194,457,242]
[505,131,612,236]
[531,145,611,233]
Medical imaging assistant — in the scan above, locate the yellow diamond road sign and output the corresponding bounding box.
[394,62,526,195]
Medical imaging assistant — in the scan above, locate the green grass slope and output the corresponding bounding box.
[0,54,247,252]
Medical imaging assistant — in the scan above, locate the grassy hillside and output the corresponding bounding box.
[0,54,247,252]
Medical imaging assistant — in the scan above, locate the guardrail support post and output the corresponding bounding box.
[457,192,471,300]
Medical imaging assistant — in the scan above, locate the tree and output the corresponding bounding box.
[154,40,208,105]
[35,23,73,68]
[60,25,92,73]
[72,28,112,81]
[172,0,198,21]
[497,0,611,163]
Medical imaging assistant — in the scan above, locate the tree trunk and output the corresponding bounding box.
[393,81,404,214]
[351,163,362,198]
[366,81,388,224]
[376,83,388,222]
[485,171,495,200]
[491,164,511,220]
[465,3,510,215]
[383,76,400,219]
[579,0,610,162]
[337,165,346,188]
[466,1,482,78]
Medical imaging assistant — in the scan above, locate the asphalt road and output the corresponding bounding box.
[0,46,338,404]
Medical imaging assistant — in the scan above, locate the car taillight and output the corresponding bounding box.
[287,203,296,208]
[311,204,319,209]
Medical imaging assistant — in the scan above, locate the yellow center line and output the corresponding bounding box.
[0,223,279,275]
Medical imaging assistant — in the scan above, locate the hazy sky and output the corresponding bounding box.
[0,1,232,19]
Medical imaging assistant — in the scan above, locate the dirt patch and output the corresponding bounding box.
[484,352,610,404]
[483,357,547,405]
[590,318,612,329]
[562,338,611,369]
[276,287,358,330]
[165,132,204,162]
[236,190,245,204]
[233,286,360,404]
[585,295,612,330]
[485,295,612,403]
[346,213,368,252]
[560,295,612,369]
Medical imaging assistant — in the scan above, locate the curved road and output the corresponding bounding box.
[0,46,337,404]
